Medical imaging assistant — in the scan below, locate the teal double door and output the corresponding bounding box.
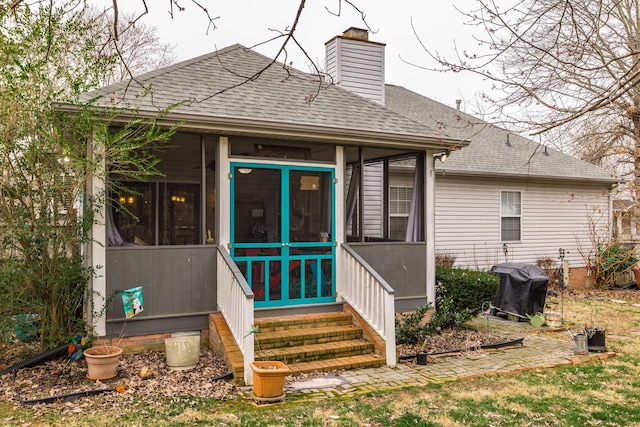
[230,163,335,307]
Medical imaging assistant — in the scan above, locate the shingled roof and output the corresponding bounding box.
[81,44,464,150]
[385,84,618,183]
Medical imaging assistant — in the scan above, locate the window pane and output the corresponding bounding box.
[390,186,412,215]
[110,183,155,246]
[501,191,521,215]
[501,217,521,241]
[390,217,408,240]
[160,183,201,245]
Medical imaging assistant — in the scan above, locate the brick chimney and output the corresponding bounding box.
[325,27,386,105]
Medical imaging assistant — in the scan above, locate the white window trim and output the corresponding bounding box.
[500,190,522,242]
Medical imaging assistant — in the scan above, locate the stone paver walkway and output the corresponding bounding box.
[240,315,618,402]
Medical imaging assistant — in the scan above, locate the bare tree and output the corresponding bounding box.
[86,8,176,85]
[416,0,640,187]
[4,1,369,99]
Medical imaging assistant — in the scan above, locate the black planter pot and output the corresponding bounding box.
[416,351,428,365]
[587,328,607,352]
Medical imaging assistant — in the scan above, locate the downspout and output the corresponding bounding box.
[425,151,436,307]
[608,184,614,241]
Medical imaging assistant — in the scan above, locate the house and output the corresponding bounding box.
[383,86,618,287]
[69,27,615,385]
[66,28,469,385]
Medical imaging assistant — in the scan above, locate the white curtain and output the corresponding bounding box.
[405,155,424,242]
[106,203,125,246]
[345,163,361,232]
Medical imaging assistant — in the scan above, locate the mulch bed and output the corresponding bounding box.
[0,347,236,413]
[397,328,511,360]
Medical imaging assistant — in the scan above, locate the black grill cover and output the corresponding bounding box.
[491,263,549,316]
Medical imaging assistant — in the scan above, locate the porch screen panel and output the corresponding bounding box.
[108,133,205,246]
[289,170,333,242]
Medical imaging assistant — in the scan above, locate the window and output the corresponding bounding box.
[501,191,521,241]
[389,186,412,240]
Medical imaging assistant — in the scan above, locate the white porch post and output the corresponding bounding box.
[425,150,436,307]
[335,146,345,301]
[217,136,231,249]
[87,132,107,336]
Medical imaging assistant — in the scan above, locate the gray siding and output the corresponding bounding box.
[364,162,383,237]
[349,242,427,311]
[435,175,611,271]
[105,246,217,335]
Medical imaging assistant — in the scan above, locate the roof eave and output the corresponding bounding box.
[58,103,470,150]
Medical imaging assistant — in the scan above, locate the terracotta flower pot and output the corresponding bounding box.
[84,345,123,380]
[250,361,290,398]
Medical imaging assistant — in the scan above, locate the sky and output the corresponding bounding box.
[101,0,492,113]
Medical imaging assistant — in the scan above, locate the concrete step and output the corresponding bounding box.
[255,339,375,363]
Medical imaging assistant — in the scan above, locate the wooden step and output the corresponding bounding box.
[255,325,362,350]
[286,354,386,375]
[255,339,375,363]
[254,312,353,333]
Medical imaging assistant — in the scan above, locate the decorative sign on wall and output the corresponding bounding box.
[300,176,320,190]
[122,286,144,318]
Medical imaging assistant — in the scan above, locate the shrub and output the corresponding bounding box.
[395,267,498,345]
[395,303,432,346]
[435,266,500,316]
[536,257,562,289]
[435,251,457,267]
[427,296,472,332]
[595,243,638,288]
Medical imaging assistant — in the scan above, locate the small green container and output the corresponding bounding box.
[12,313,39,342]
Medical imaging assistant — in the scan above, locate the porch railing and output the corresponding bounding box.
[217,246,255,385]
[339,244,396,367]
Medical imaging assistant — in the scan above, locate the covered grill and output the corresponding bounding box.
[491,263,549,318]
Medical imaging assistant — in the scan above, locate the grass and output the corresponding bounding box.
[2,290,640,426]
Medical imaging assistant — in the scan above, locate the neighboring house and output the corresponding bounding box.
[613,200,640,244]
[383,86,619,287]
[64,28,469,384]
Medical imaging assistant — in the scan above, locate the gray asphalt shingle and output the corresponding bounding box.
[85,44,451,141]
[385,84,617,182]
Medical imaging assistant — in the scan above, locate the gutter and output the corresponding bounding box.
[434,168,620,185]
